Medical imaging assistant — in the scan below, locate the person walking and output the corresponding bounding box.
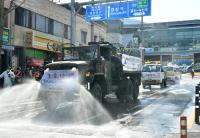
[191,67,195,79]
[14,67,23,84]
[0,67,15,88]
[34,67,42,81]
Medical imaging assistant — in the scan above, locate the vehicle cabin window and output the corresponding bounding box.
[142,65,161,72]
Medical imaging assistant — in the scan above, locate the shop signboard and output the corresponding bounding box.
[27,58,44,67]
[2,45,15,51]
[2,27,10,45]
[173,54,193,66]
[25,31,69,52]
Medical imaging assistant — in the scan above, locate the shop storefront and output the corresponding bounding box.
[25,31,70,67]
[25,48,46,67]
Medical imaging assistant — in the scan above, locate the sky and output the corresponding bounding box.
[59,0,200,23]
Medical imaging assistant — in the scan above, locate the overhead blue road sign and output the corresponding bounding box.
[85,0,151,21]
[86,5,106,21]
[129,0,151,17]
[2,45,15,51]
[107,2,128,19]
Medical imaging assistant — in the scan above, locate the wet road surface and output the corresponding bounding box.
[0,74,198,138]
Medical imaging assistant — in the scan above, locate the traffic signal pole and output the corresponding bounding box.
[70,0,76,46]
[91,0,94,42]
[67,0,128,46]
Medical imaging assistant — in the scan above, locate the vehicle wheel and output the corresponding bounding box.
[116,92,126,103]
[160,81,164,88]
[160,79,166,88]
[42,97,58,112]
[116,79,134,103]
[149,85,152,89]
[133,80,139,101]
[126,79,134,101]
[164,79,167,88]
[91,83,104,103]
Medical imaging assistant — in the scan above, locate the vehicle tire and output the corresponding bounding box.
[126,79,134,101]
[116,92,126,103]
[133,80,139,101]
[160,79,166,88]
[116,79,134,103]
[160,80,164,88]
[149,85,151,89]
[42,96,58,112]
[91,83,104,103]
[164,79,167,88]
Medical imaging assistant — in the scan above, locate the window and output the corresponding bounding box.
[48,19,54,34]
[81,31,87,44]
[3,8,8,27]
[36,14,46,32]
[15,7,24,26]
[142,65,161,72]
[45,18,49,33]
[53,21,64,37]
[15,7,68,38]
[31,12,36,29]
[64,25,70,39]
[25,10,31,28]
[15,7,31,28]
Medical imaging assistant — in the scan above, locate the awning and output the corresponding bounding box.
[28,58,44,66]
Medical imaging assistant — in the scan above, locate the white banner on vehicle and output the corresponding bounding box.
[40,70,79,90]
[122,54,142,71]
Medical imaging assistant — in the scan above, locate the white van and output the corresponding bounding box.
[142,64,167,89]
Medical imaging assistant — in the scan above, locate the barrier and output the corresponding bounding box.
[180,116,187,138]
[195,85,200,124]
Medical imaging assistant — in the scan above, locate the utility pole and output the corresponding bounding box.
[70,0,76,46]
[0,0,4,72]
[140,14,144,65]
[90,0,94,42]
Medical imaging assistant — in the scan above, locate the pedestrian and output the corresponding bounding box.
[191,68,194,79]
[0,67,15,88]
[14,67,23,84]
[34,67,42,81]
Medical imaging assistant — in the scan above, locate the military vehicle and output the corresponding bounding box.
[39,42,142,110]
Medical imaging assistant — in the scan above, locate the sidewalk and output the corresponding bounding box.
[167,104,200,138]
[188,123,200,138]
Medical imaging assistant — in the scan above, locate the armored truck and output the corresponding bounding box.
[39,42,142,110]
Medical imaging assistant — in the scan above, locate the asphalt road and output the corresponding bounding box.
[0,74,198,138]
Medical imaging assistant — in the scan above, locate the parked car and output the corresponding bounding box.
[163,66,181,82]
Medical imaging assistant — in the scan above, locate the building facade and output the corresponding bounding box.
[106,20,123,48]
[123,20,200,65]
[1,0,107,72]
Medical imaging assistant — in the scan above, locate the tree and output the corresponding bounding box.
[0,0,25,71]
